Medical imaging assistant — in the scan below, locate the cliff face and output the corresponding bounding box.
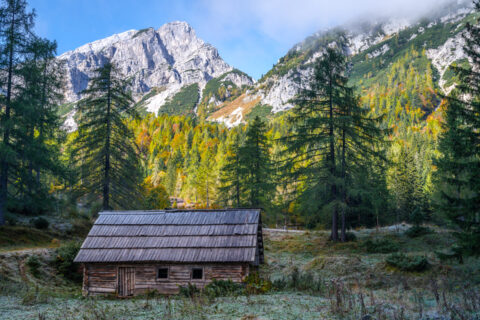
[208,1,475,127]
[59,21,252,115]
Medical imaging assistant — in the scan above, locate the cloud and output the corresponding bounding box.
[196,0,457,45]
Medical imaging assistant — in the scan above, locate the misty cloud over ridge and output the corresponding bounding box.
[196,0,464,45]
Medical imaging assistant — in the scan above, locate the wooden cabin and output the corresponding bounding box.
[74,209,264,297]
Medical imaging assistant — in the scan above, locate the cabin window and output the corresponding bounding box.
[192,268,203,280]
[157,267,169,279]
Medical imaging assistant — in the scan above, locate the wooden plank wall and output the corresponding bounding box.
[84,263,249,296]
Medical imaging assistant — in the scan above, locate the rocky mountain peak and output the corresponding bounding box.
[59,21,252,118]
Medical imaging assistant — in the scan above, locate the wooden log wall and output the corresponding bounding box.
[84,263,250,296]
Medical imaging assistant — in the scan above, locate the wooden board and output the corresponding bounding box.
[84,263,250,296]
[118,267,135,297]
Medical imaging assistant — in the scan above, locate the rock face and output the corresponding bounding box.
[59,21,253,114]
[209,0,474,126]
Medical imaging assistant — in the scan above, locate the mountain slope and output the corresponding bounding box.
[59,21,253,128]
[209,0,476,126]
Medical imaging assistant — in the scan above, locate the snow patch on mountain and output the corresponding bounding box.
[59,21,253,116]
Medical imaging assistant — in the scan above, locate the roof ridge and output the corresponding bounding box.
[99,209,261,215]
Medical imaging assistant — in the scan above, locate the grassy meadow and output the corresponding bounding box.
[0,225,479,319]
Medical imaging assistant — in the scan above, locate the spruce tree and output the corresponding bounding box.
[14,37,65,214]
[0,0,35,224]
[239,116,273,208]
[219,129,243,207]
[337,91,385,240]
[283,47,385,241]
[435,0,480,256]
[282,48,348,241]
[72,62,142,210]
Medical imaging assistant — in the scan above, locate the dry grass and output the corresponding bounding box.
[208,94,261,122]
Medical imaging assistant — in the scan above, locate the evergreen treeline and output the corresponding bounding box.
[0,0,65,224]
[0,0,478,253]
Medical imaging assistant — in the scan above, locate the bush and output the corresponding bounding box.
[70,219,93,237]
[32,217,49,230]
[363,238,399,253]
[5,213,17,226]
[385,253,430,272]
[54,241,81,281]
[21,286,50,306]
[405,226,433,238]
[345,232,357,242]
[272,267,325,294]
[179,283,200,298]
[244,272,272,294]
[204,279,244,298]
[25,255,41,278]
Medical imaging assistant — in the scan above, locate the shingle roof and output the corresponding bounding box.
[74,209,262,264]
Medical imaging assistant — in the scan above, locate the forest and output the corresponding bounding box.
[0,0,478,248]
[0,0,479,318]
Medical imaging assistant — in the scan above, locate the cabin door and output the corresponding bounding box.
[118,267,135,297]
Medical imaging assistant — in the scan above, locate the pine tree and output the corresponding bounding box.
[283,47,385,241]
[392,145,425,223]
[337,91,386,240]
[219,129,243,207]
[0,0,35,224]
[197,147,217,208]
[282,48,349,241]
[435,1,480,256]
[13,37,65,214]
[240,116,273,208]
[72,62,142,210]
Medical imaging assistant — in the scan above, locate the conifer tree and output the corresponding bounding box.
[337,91,385,240]
[435,1,480,256]
[13,37,65,214]
[72,62,142,210]
[283,47,385,241]
[240,116,273,208]
[0,0,35,225]
[282,48,349,241]
[219,129,243,207]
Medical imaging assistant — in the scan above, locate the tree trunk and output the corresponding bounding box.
[328,68,338,241]
[103,70,112,210]
[206,178,209,208]
[340,125,347,242]
[0,12,17,226]
[235,153,240,208]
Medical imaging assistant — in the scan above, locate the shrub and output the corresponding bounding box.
[385,253,430,272]
[70,219,93,237]
[179,283,200,298]
[345,232,357,242]
[5,213,17,226]
[244,272,272,294]
[405,226,433,238]
[363,238,399,253]
[25,255,41,278]
[21,286,49,306]
[204,279,244,298]
[53,241,81,281]
[272,267,325,294]
[32,217,49,230]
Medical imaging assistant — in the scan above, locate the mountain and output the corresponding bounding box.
[209,0,477,126]
[59,21,254,129]
[58,2,477,129]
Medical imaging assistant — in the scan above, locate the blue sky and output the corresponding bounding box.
[28,0,447,80]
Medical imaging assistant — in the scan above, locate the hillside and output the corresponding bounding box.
[56,2,476,129]
[59,21,254,129]
[209,0,476,126]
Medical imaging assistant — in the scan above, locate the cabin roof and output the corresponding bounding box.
[74,209,262,264]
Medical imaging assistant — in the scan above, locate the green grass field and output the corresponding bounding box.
[0,226,479,319]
